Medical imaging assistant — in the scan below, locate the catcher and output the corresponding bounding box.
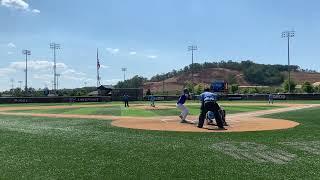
[198,88,226,130]
[206,106,228,126]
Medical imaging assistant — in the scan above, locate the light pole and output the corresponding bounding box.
[121,68,127,81]
[281,30,295,93]
[56,74,61,90]
[22,50,31,95]
[188,45,197,91]
[50,43,61,94]
[10,78,14,90]
[18,81,23,89]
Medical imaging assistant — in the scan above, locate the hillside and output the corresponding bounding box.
[144,68,320,93]
[144,68,249,93]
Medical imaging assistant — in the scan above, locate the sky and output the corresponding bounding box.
[0,0,320,91]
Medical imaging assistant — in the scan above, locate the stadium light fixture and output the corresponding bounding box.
[281,30,295,93]
[121,68,127,81]
[50,43,61,93]
[188,45,198,89]
[22,50,31,95]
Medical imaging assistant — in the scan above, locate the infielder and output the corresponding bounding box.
[149,94,155,107]
[177,89,190,123]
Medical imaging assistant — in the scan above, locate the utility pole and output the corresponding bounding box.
[188,45,197,92]
[22,50,31,95]
[281,31,295,93]
[121,68,127,81]
[50,43,61,94]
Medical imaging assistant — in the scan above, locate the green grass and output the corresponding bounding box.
[0,100,320,107]
[9,104,282,117]
[0,107,320,179]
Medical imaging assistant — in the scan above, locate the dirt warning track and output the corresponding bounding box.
[0,103,318,133]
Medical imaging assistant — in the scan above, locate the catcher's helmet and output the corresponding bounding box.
[207,111,215,120]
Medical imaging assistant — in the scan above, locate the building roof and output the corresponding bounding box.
[97,85,114,90]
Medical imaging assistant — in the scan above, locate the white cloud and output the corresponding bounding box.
[61,69,86,76]
[7,42,16,48]
[100,64,109,69]
[61,69,87,81]
[31,9,40,14]
[1,0,40,14]
[101,79,122,85]
[31,8,40,13]
[129,51,137,55]
[0,67,16,77]
[33,74,52,81]
[147,55,158,59]
[0,60,84,82]
[106,48,120,55]
[9,60,68,71]
[1,0,29,10]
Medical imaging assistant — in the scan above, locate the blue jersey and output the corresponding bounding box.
[149,95,155,101]
[200,92,218,102]
[177,94,187,105]
[269,94,273,99]
[123,95,129,101]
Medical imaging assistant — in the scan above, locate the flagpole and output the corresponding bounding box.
[97,48,100,87]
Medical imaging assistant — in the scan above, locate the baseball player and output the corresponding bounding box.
[149,94,156,107]
[268,93,274,104]
[198,88,225,130]
[123,94,129,107]
[207,107,228,126]
[177,88,190,123]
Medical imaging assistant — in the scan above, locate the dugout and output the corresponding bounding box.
[111,88,143,101]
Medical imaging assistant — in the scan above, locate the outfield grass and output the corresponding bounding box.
[0,107,320,179]
[0,100,320,107]
[9,105,282,117]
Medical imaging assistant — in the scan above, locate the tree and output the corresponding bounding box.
[314,85,320,93]
[302,81,314,93]
[230,84,239,94]
[115,75,147,88]
[282,80,296,92]
[185,81,195,93]
[194,83,206,95]
[12,88,23,97]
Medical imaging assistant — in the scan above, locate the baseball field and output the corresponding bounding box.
[0,100,320,179]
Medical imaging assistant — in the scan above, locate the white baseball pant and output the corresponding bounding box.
[176,103,189,120]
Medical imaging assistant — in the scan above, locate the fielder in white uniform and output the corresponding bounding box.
[177,89,190,123]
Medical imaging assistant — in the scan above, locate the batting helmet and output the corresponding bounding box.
[183,88,189,94]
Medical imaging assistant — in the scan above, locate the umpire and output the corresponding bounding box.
[198,88,225,130]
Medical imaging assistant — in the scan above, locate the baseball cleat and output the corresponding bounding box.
[180,120,188,123]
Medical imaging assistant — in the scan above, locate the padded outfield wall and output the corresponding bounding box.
[1,93,320,104]
[0,96,111,104]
